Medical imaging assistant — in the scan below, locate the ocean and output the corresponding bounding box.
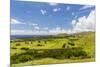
[10,35,34,40]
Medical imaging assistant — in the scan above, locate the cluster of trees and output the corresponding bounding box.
[11,48,88,65]
[20,47,29,50]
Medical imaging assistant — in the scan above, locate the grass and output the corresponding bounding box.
[10,32,95,67]
[11,58,95,67]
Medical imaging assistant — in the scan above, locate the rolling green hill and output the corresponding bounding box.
[10,31,95,67]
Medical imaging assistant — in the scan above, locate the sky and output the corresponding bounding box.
[11,0,95,35]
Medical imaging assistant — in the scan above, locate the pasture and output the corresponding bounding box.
[10,32,95,67]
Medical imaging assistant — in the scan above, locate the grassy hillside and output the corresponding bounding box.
[74,32,95,57]
[10,32,95,67]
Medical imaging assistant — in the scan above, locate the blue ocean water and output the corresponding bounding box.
[10,35,34,40]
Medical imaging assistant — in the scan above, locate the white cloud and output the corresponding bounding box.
[34,26,39,30]
[32,23,38,26]
[11,30,34,35]
[72,12,75,15]
[80,5,94,10]
[11,30,25,33]
[40,9,47,15]
[49,27,67,34]
[48,2,58,6]
[11,30,26,35]
[43,27,48,30]
[29,23,38,26]
[11,27,68,35]
[17,0,58,6]
[11,18,25,24]
[11,29,49,35]
[66,6,70,11]
[70,10,95,33]
[53,8,61,12]
[72,20,76,25]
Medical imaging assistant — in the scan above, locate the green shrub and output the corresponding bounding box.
[68,42,75,46]
[11,54,33,64]
[11,48,88,65]
[18,55,33,62]
[62,43,66,48]
[20,47,29,50]
[11,47,17,49]
[16,43,20,46]
[37,44,42,46]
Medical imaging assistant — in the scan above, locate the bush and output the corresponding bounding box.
[62,43,66,48]
[44,41,47,44]
[11,54,33,64]
[38,41,41,43]
[11,48,88,65]
[68,42,75,46]
[16,43,20,46]
[20,47,29,50]
[11,47,17,49]
[37,44,42,46]
[18,55,33,62]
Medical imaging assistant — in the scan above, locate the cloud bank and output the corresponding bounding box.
[11,19,25,24]
[69,10,95,33]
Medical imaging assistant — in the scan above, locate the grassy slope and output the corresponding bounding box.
[10,32,95,67]
[11,38,69,56]
[74,32,95,57]
[11,58,95,67]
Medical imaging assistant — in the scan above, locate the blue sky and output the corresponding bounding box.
[11,0,95,35]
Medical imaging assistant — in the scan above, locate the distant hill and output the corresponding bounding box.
[56,33,69,36]
[73,31,95,36]
[72,31,95,57]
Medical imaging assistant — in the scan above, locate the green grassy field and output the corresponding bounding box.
[10,32,95,67]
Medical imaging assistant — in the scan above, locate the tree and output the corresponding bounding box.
[68,41,75,46]
[62,43,66,48]
[37,44,42,46]
[16,43,20,46]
